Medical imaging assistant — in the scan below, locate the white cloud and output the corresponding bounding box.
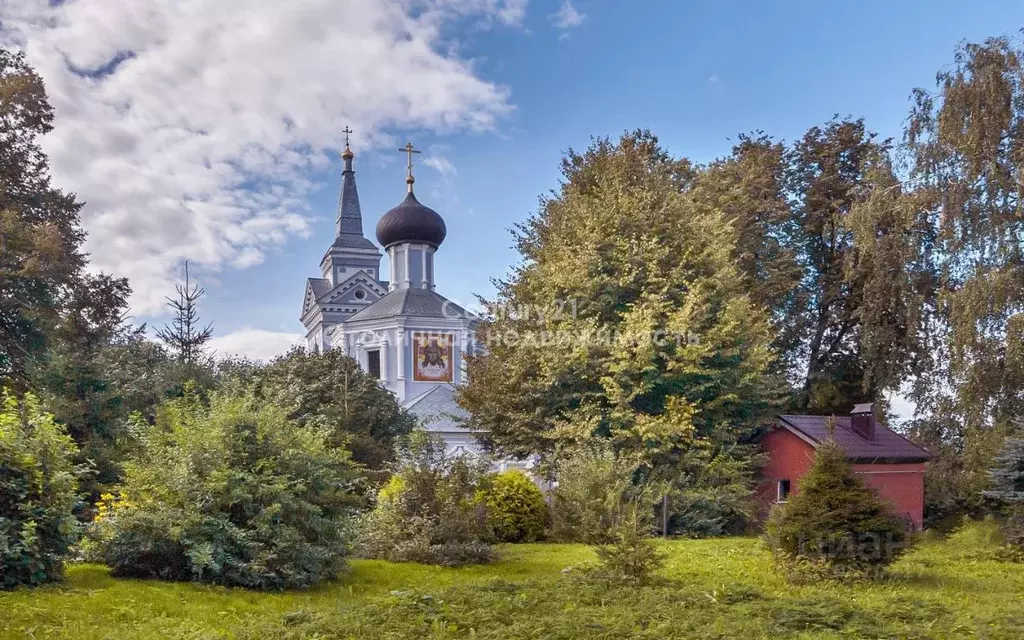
[1,0,521,315]
[208,328,302,362]
[424,155,458,178]
[550,0,585,29]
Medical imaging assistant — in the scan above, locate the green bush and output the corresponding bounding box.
[0,390,84,589]
[550,445,636,543]
[88,388,360,590]
[482,470,547,543]
[591,484,666,585]
[357,433,493,565]
[765,440,910,581]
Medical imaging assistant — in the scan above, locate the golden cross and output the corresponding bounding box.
[342,126,353,148]
[399,142,422,191]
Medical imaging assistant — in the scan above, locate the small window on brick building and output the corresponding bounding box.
[367,349,381,379]
[777,479,791,503]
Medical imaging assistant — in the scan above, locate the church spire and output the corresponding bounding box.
[336,126,363,236]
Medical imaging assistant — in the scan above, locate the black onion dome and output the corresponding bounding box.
[375,191,447,248]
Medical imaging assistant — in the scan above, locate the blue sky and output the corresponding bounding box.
[204,1,1024,350]
[6,0,1024,365]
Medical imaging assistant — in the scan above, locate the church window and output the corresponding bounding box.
[367,349,382,379]
[354,289,366,300]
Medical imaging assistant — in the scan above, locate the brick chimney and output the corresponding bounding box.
[850,402,875,440]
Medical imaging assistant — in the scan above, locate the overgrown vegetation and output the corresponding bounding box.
[86,389,361,590]
[356,434,494,566]
[0,391,84,589]
[765,440,910,581]
[481,470,548,543]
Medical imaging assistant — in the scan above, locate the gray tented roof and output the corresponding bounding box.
[345,287,470,322]
[330,234,380,251]
[777,415,931,463]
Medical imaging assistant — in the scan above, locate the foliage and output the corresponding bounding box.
[590,482,665,585]
[0,390,84,589]
[356,433,493,566]
[2,522,1021,638]
[549,444,638,543]
[765,440,910,581]
[665,446,762,537]
[460,130,783,474]
[908,407,1005,528]
[983,428,1024,560]
[0,48,131,389]
[88,388,361,590]
[232,347,416,473]
[481,470,547,543]
[156,261,213,368]
[902,35,1024,503]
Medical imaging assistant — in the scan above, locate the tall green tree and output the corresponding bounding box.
[459,131,783,468]
[905,35,1024,431]
[901,34,1024,521]
[0,48,91,386]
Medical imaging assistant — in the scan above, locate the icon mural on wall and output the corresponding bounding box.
[413,332,454,382]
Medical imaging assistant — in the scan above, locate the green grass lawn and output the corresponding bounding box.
[3,522,1023,639]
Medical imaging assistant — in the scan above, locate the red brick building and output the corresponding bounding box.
[756,403,931,530]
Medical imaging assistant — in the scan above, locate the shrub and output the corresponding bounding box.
[482,470,547,543]
[591,483,665,585]
[764,440,910,581]
[982,431,1024,560]
[0,391,84,589]
[357,433,493,565]
[550,445,636,543]
[88,388,360,590]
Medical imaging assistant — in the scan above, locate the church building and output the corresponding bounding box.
[299,136,490,458]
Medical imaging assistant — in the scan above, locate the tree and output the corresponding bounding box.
[0,48,90,386]
[901,35,1024,520]
[905,34,1024,440]
[983,421,1024,555]
[459,131,783,470]
[687,134,802,369]
[237,347,416,472]
[156,261,213,367]
[765,440,909,580]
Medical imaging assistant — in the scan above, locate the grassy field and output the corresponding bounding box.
[2,522,1023,639]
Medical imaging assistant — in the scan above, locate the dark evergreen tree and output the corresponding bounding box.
[156,261,213,367]
[765,440,909,580]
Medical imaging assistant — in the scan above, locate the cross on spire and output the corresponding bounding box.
[399,142,422,192]
[341,126,355,161]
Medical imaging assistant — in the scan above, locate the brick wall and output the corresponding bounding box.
[757,427,926,530]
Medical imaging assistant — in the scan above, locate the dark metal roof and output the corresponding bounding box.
[330,233,379,251]
[777,415,931,463]
[307,277,332,299]
[345,287,470,323]
[375,191,447,249]
[337,153,364,236]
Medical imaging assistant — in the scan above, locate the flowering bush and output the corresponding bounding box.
[0,391,84,589]
[88,388,361,589]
